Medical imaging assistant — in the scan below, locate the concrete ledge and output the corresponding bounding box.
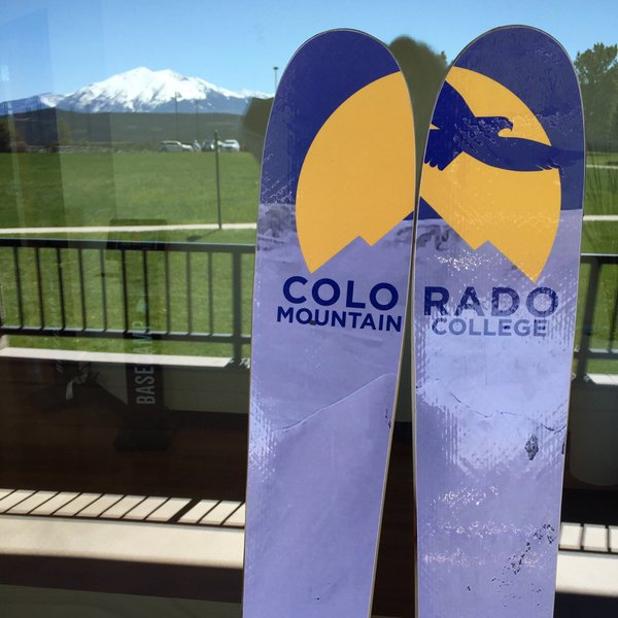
[557,552,618,597]
[587,373,618,387]
[0,346,230,368]
[0,515,243,569]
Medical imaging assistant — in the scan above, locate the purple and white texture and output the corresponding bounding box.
[414,210,581,617]
[243,202,411,617]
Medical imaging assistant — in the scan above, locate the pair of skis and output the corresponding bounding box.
[243,27,584,618]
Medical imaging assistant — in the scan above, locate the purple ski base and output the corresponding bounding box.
[242,30,414,618]
[414,26,584,618]
[244,206,411,617]
[414,210,580,617]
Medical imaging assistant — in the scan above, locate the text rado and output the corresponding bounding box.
[277,276,403,332]
[425,286,558,337]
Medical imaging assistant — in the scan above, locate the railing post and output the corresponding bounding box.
[142,249,150,332]
[78,248,87,331]
[100,249,108,331]
[609,280,618,354]
[56,247,66,331]
[121,249,129,334]
[35,247,45,328]
[12,246,23,328]
[576,256,601,381]
[232,249,243,366]
[164,251,171,334]
[207,252,214,335]
[186,252,192,334]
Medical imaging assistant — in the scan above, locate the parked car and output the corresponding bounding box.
[204,138,241,152]
[159,140,194,152]
[220,139,240,152]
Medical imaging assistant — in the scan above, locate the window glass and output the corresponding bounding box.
[0,2,616,616]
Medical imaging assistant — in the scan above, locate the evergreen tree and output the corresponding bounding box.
[0,118,11,152]
[575,43,618,152]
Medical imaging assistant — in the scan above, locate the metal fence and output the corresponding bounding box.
[575,253,618,379]
[0,238,616,375]
[0,238,254,366]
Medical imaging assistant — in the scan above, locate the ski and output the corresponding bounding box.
[243,29,415,617]
[413,26,585,617]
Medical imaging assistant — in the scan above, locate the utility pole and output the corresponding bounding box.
[214,130,222,229]
[174,92,179,140]
[194,100,199,143]
[273,66,279,91]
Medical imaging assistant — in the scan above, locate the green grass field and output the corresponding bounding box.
[0,152,260,229]
[0,151,615,229]
[0,152,615,371]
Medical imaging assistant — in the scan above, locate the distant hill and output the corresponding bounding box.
[0,93,64,116]
[9,108,243,149]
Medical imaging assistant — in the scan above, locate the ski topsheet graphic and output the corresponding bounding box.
[243,30,414,617]
[413,27,584,618]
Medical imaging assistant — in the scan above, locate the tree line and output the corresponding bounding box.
[575,43,618,153]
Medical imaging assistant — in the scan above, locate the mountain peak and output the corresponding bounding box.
[1,67,271,116]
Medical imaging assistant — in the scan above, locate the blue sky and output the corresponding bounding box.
[1,0,617,100]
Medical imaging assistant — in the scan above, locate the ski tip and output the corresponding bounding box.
[418,24,584,282]
[263,29,415,272]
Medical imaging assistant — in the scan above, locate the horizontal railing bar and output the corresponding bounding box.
[0,325,250,344]
[0,240,612,261]
[0,237,255,254]
[574,348,618,360]
[6,326,603,353]
[580,253,618,263]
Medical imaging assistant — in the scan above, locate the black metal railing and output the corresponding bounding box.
[575,253,618,380]
[0,238,255,366]
[0,240,616,376]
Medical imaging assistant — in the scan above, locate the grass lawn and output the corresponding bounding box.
[0,150,616,224]
[0,151,615,226]
[0,152,260,229]
[585,164,618,218]
[0,151,615,372]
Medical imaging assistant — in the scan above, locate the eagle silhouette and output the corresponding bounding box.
[425,82,573,171]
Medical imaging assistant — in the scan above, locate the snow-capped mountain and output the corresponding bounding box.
[0,67,271,116]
